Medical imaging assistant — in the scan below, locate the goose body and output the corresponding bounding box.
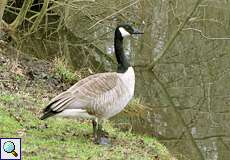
[40,24,143,144]
[44,67,135,119]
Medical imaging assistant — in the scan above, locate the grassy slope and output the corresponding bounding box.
[0,48,174,159]
[0,92,173,160]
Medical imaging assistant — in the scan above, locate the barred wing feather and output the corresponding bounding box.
[41,72,120,119]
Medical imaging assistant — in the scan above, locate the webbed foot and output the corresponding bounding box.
[94,136,110,145]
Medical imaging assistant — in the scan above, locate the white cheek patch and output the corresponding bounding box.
[119,27,131,37]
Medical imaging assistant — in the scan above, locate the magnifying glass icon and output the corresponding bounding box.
[3,141,18,157]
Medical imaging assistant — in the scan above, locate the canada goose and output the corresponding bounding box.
[40,24,143,144]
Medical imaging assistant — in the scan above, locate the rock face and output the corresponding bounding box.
[133,1,230,160]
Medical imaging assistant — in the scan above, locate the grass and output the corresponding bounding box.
[0,92,174,160]
[53,58,80,83]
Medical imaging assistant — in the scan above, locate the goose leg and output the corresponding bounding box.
[92,119,97,140]
[95,120,110,145]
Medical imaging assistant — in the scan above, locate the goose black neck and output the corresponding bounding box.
[114,29,130,73]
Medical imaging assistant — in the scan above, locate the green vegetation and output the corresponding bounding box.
[0,92,174,160]
[53,58,80,83]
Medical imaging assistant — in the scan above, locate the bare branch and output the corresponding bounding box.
[10,0,34,30]
[88,0,140,30]
[147,0,203,70]
[29,0,49,33]
[183,28,230,40]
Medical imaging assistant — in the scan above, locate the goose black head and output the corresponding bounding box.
[114,24,143,73]
[115,24,144,39]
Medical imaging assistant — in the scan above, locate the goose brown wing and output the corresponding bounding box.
[40,72,119,119]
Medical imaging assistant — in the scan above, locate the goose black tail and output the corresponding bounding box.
[40,111,58,120]
[40,99,62,120]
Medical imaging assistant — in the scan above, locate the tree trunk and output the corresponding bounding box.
[10,0,34,30]
[0,0,7,29]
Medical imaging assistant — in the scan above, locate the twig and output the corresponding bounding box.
[183,28,230,40]
[88,0,140,30]
[29,0,49,33]
[4,8,33,23]
[147,0,203,70]
[0,80,13,82]
[6,5,38,14]
[50,0,92,10]
[6,5,57,17]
